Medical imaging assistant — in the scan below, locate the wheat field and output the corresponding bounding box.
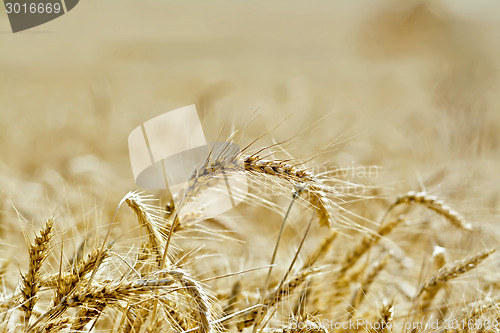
[1,1,500,332]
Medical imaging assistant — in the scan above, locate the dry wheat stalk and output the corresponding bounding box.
[126,268,213,333]
[283,231,338,319]
[132,242,157,277]
[21,218,54,325]
[71,300,106,331]
[292,279,311,318]
[161,298,194,332]
[183,153,334,228]
[266,269,314,309]
[391,191,472,231]
[123,264,212,332]
[326,218,403,308]
[122,303,151,333]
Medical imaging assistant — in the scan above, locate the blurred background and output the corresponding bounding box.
[1,0,500,277]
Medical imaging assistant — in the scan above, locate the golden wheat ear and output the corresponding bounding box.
[416,248,495,312]
[51,247,110,305]
[243,155,334,227]
[391,191,472,231]
[21,218,54,325]
[338,217,404,277]
[164,269,214,333]
[124,191,169,265]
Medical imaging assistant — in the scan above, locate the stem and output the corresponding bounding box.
[252,190,299,333]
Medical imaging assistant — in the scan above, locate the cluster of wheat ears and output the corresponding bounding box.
[0,145,498,333]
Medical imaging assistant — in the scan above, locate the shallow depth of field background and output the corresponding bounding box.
[1,0,500,315]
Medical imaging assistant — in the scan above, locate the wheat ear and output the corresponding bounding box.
[71,300,106,331]
[124,191,167,263]
[51,247,109,305]
[165,269,213,333]
[243,155,333,228]
[302,231,338,270]
[33,318,70,333]
[21,218,54,324]
[392,191,472,231]
[237,268,314,331]
[371,300,394,333]
[27,277,177,332]
[339,217,404,277]
[326,218,402,307]
[161,299,193,332]
[416,248,495,311]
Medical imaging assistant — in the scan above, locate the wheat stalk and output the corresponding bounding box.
[302,231,338,270]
